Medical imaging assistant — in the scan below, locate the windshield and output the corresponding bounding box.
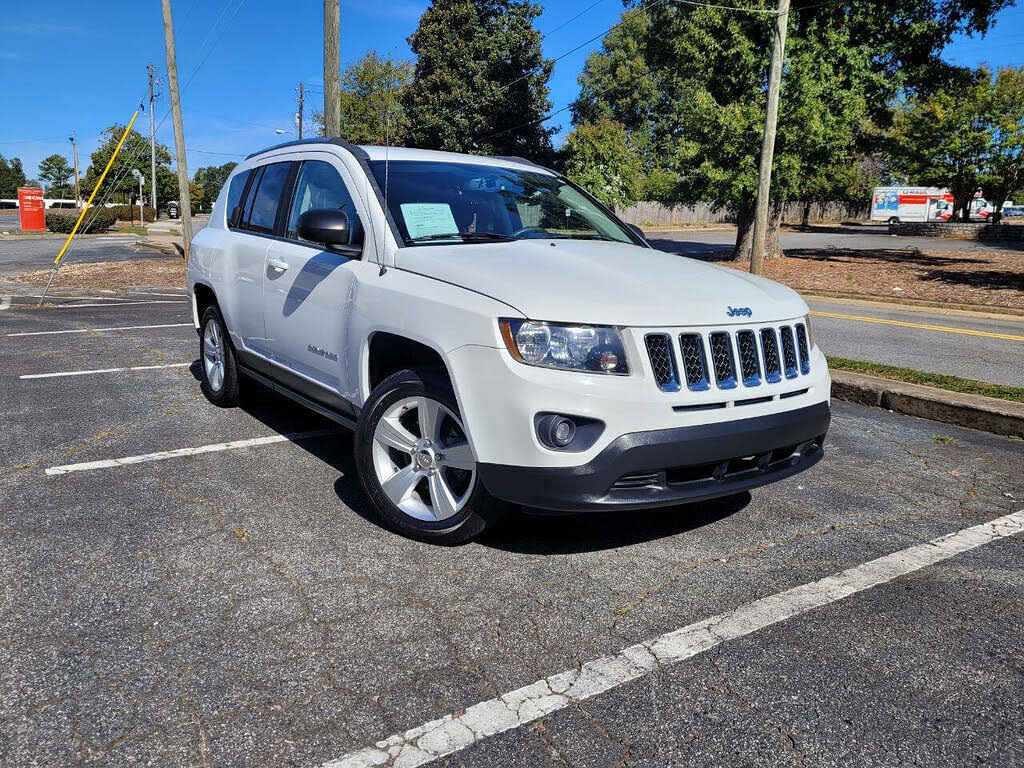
[367,160,640,247]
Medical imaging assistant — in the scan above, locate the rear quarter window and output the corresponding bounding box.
[225,169,252,227]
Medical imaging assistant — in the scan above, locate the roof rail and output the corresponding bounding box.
[489,155,559,174]
[245,137,361,160]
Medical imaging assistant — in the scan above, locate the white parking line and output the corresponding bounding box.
[7,323,193,337]
[20,362,191,379]
[44,429,336,476]
[34,300,186,308]
[322,510,1024,768]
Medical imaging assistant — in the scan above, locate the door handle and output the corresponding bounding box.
[267,257,289,272]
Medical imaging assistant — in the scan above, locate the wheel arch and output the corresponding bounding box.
[364,331,454,400]
[192,282,218,330]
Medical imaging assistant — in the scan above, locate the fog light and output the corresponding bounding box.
[538,414,576,448]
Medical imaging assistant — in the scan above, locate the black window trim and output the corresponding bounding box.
[227,168,256,229]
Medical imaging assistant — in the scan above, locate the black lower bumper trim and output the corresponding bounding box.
[478,402,830,513]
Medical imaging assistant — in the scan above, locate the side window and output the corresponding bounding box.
[286,160,360,243]
[225,169,252,228]
[243,162,291,234]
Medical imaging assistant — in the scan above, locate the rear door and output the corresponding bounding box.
[226,161,294,355]
[263,155,370,402]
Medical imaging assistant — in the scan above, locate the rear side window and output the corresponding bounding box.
[243,162,291,234]
[225,169,252,227]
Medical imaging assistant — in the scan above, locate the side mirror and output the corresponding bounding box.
[297,208,362,256]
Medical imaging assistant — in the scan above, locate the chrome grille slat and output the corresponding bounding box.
[760,328,782,383]
[736,330,761,387]
[644,333,680,391]
[795,323,811,375]
[780,325,799,379]
[708,332,737,389]
[678,333,710,391]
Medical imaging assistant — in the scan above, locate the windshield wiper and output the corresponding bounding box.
[408,232,516,243]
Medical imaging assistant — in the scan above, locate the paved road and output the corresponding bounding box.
[0,296,1022,767]
[808,298,1024,387]
[647,225,1024,256]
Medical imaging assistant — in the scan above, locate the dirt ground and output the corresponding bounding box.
[7,258,186,290]
[726,247,1024,310]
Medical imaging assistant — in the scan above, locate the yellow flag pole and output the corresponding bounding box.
[53,110,139,266]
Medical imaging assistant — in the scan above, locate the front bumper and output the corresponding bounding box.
[477,402,830,513]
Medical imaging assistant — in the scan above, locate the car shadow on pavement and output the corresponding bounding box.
[191,364,753,551]
[479,493,751,555]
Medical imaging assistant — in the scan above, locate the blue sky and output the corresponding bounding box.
[1,0,1023,183]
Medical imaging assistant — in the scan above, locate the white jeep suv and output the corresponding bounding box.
[188,140,830,543]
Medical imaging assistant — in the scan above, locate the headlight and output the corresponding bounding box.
[803,314,814,349]
[499,319,629,374]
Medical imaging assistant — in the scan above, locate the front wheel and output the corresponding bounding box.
[355,368,508,544]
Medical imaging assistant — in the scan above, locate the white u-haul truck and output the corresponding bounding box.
[870,187,1008,223]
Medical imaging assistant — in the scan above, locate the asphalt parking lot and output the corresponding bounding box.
[1,295,1023,767]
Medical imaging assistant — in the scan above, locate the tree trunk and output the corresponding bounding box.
[732,203,784,261]
[732,206,754,261]
[801,200,811,227]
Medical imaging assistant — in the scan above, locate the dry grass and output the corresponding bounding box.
[724,247,1024,310]
[8,258,186,290]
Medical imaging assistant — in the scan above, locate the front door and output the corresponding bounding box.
[263,157,369,401]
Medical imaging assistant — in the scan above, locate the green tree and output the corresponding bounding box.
[317,51,413,144]
[0,155,27,197]
[980,67,1024,217]
[892,71,991,221]
[37,154,74,198]
[404,0,554,160]
[574,0,1012,259]
[193,162,237,211]
[563,119,641,209]
[82,125,173,206]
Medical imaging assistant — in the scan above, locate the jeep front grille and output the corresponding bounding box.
[644,323,812,393]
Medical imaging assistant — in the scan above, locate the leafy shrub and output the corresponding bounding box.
[638,169,680,203]
[45,207,117,234]
[108,204,156,222]
[563,119,641,209]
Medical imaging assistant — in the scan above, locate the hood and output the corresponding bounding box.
[396,239,806,327]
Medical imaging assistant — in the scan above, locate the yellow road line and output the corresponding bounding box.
[809,310,1024,342]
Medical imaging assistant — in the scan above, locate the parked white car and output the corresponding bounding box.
[187,140,831,543]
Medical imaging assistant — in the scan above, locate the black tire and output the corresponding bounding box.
[355,367,508,544]
[199,304,240,407]
[887,216,900,224]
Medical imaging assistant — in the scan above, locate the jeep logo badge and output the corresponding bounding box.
[726,306,752,318]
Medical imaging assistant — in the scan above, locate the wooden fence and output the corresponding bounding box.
[614,200,871,227]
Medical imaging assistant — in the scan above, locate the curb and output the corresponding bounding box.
[134,239,184,257]
[830,370,1024,438]
[801,290,1024,318]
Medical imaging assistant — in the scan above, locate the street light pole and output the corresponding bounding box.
[69,132,81,207]
[749,0,790,276]
[160,0,193,259]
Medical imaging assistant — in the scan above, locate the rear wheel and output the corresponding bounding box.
[355,368,507,544]
[199,305,240,407]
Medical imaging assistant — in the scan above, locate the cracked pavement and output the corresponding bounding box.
[1,294,1022,767]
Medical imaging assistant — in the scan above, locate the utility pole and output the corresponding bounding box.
[69,132,81,207]
[749,0,789,276]
[148,63,158,216]
[323,0,340,136]
[160,0,193,259]
[298,82,304,140]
